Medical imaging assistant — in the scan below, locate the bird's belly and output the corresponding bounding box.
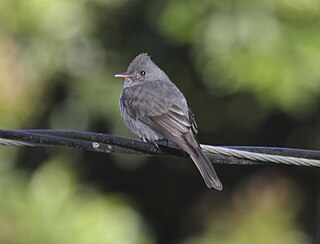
[121,107,163,141]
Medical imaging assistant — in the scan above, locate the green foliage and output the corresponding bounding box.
[0,153,152,244]
[184,174,310,244]
[0,0,319,242]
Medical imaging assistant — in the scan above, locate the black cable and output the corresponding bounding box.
[0,129,319,166]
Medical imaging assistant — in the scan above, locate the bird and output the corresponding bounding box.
[114,53,223,190]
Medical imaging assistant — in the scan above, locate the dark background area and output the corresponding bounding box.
[0,0,319,243]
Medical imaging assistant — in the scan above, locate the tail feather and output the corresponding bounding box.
[190,146,223,190]
[184,134,223,190]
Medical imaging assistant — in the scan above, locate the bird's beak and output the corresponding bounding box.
[114,72,130,79]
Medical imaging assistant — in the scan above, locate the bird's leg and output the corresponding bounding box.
[155,138,170,147]
[164,138,169,146]
[140,137,147,142]
[151,141,160,152]
[140,137,160,152]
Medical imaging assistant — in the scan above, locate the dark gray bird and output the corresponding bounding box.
[115,53,223,190]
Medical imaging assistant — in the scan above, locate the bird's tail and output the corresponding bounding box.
[185,135,223,190]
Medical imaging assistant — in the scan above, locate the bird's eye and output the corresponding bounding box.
[140,71,146,76]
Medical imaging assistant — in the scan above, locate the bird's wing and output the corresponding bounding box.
[138,85,221,190]
[188,109,198,135]
[122,80,194,138]
[148,104,192,138]
[122,80,222,189]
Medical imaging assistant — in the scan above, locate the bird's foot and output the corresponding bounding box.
[141,137,147,142]
[151,141,160,152]
[140,137,161,152]
[155,138,171,147]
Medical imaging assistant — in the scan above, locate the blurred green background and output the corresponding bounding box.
[0,0,319,243]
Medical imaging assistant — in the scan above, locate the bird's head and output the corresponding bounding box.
[114,53,169,87]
